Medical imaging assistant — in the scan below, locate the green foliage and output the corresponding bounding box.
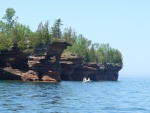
[65,36,123,64]
[62,27,77,44]
[1,8,17,33]
[89,44,97,62]
[0,21,6,33]
[0,33,12,50]
[2,8,15,23]
[96,43,123,64]
[0,8,123,65]
[66,35,91,62]
[12,23,31,45]
[36,21,51,44]
[51,18,62,39]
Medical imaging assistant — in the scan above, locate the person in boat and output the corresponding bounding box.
[87,77,90,81]
[83,77,87,82]
[83,77,90,82]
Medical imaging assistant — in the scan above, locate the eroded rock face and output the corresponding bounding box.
[0,67,22,80]
[0,46,28,80]
[60,55,122,81]
[0,42,122,82]
[0,42,71,82]
[0,46,28,69]
[87,63,122,81]
[27,42,71,82]
[21,70,39,81]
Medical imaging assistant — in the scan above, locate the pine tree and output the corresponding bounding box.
[51,18,62,39]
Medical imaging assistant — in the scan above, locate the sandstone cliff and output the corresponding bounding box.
[0,42,71,82]
[0,46,28,80]
[0,42,122,82]
[60,54,122,81]
[24,42,71,82]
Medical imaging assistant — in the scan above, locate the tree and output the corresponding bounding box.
[3,8,15,23]
[2,8,17,33]
[11,23,31,50]
[95,43,123,64]
[69,34,91,62]
[36,22,43,44]
[62,27,77,44]
[89,44,97,62]
[43,21,50,43]
[0,8,18,48]
[51,18,62,39]
[36,21,51,44]
[0,33,12,50]
[0,20,6,33]
[0,8,123,65]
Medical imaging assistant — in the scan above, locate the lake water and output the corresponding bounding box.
[0,78,150,113]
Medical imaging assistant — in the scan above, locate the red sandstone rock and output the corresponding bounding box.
[0,42,122,82]
[27,42,71,82]
[41,74,61,82]
[21,70,39,81]
[60,54,122,81]
[0,42,71,82]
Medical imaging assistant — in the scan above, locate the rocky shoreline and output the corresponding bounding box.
[60,55,122,81]
[0,42,122,82]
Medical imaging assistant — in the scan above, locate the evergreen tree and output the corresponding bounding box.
[51,18,62,39]
[43,20,50,43]
[36,22,43,44]
[89,44,97,63]
[36,21,51,44]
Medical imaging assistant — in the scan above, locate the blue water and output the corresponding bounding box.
[0,78,150,113]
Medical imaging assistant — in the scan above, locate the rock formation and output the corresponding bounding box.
[25,42,71,82]
[60,54,122,81]
[0,42,122,82]
[0,42,71,82]
[0,45,28,80]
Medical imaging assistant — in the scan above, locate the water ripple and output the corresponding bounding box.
[0,78,150,113]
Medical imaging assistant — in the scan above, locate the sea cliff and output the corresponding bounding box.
[0,42,122,82]
[60,54,122,81]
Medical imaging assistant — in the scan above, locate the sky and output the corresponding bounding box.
[0,0,150,78]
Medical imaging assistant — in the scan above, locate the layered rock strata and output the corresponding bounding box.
[60,55,122,81]
[0,42,71,82]
[0,42,122,82]
[0,46,28,80]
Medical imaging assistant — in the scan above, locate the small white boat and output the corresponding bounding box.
[87,77,90,82]
[83,77,91,82]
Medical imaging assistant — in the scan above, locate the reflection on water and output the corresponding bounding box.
[0,79,150,113]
